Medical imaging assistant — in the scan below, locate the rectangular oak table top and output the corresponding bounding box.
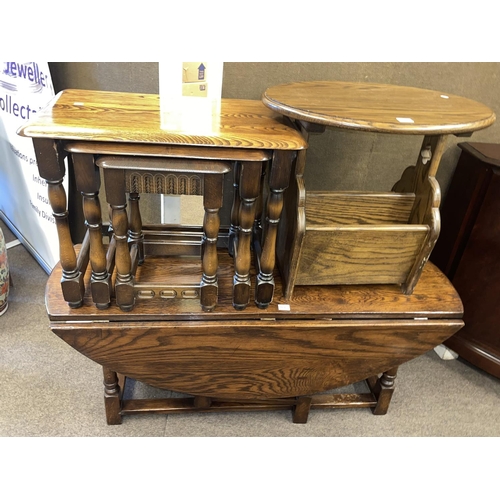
[17,89,308,151]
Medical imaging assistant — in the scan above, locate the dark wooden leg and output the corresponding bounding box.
[369,367,399,415]
[112,205,134,311]
[228,161,241,258]
[128,192,144,265]
[193,396,212,409]
[107,204,114,237]
[66,153,87,244]
[200,174,223,311]
[255,151,294,308]
[252,165,268,255]
[103,169,135,312]
[33,139,84,308]
[233,162,262,310]
[103,367,122,425]
[293,396,312,424]
[73,153,111,309]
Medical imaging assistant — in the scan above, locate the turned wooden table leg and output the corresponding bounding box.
[233,162,262,310]
[33,139,84,308]
[200,173,224,311]
[369,367,399,415]
[253,165,267,246]
[72,153,111,309]
[103,367,122,425]
[228,161,241,258]
[255,151,294,308]
[128,192,144,265]
[103,169,135,312]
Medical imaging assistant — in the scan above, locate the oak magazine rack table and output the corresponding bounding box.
[262,81,496,300]
[17,85,491,424]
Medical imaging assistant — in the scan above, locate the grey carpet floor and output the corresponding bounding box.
[1,219,499,437]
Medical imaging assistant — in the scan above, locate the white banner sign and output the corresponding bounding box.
[0,61,60,273]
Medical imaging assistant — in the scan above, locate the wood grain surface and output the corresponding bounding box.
[305,191,415,225]
[17,89,307,150]
[296,225,428,285]
[51,318,463,399]
[262,81,496,135]
[65,141,272,162]
[45,249,463,321]
[96,155,231,175]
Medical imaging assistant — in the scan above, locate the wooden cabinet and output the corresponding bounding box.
[431,142,500,378]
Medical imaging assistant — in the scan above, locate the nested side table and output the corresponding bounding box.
[17,90,307,311]
[94,154,231,312]
[262,81,495,299]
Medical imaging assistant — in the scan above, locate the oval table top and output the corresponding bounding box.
[17,89,307,151]
[262,81,496,135]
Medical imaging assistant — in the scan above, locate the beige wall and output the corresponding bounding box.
[49,62,500,222]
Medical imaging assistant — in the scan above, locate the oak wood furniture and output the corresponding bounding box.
[46,247,464,424]
[431,142,500,379]
[17,86,469,425]
[262,81,496,299]
[94,154,231,312]
[17,89,307,311]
